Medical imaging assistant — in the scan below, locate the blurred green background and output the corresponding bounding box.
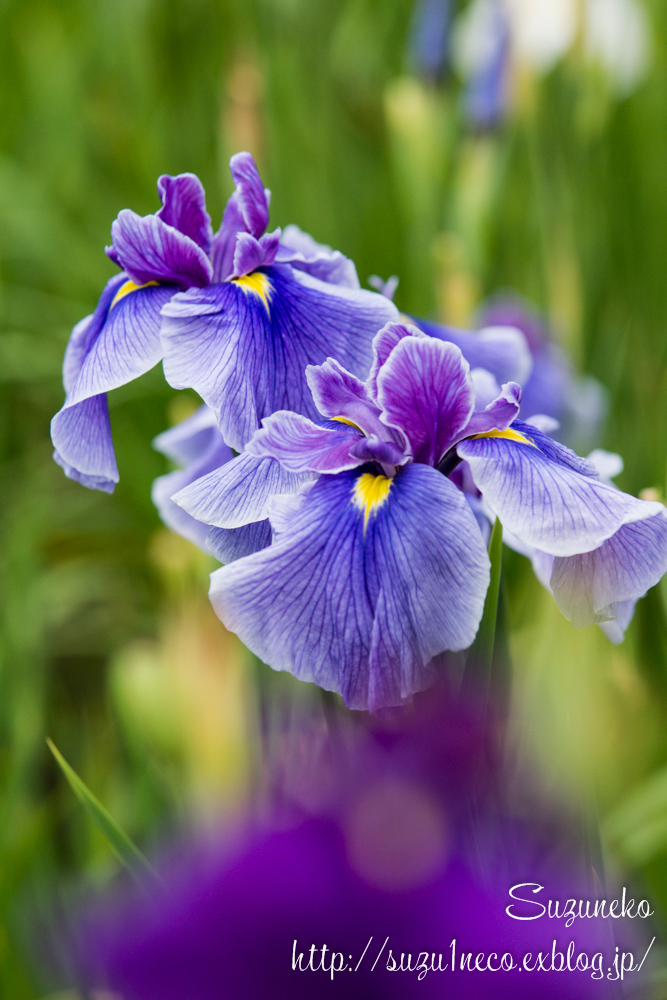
[2,0,667,995]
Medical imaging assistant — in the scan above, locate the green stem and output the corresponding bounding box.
[462,517,503,701]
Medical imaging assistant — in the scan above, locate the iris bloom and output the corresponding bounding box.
[177,322,667,712]
[51,153,396,491]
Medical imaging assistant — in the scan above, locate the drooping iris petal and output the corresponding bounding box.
[52,394,118,493]
[464,382,522,436]
[550,509,667,629]
[377,337,474,466]
[156,173,213,254]
[51,279,173,491]
[109,210,212,290]
[152,407,233,550]
[458,423,662,556]
[209,463,490,712]
[276,224,360,289]
[414,316,532,387]
[161,264,397,451]
[64,283,174,404]
[206,521,273,564]
[599,600,636,645]
[173,452,312,529]
[246,411,363,474]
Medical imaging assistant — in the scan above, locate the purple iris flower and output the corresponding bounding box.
[160,155,397,454]
[175,321,667,712]
[51,154,397,492]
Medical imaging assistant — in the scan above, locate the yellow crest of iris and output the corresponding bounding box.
[233,271,272,311]
[110,279,159,310]
[352,472,392,533]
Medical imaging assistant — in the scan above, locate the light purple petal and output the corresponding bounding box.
[156,174,213,254]
[599,600,636,644]
[152,431,233,551]
[52,394,118,493]
[65,284,173,405]
[161,265,397,451]
[152,405,220,466]
[376,336,474,466]
[458,424,662,556]
[276,224,360,289]
[414,317,532,387]
[209,463,490,712]
[368,274,399,299]
[109,210,213,290]
[61,274,127,392]
[349,435,407,468]
[246,411,363,474]
[232,229,280,278]
[206,521,272,564]
[173,452,312,529]
[550,509,667,629]
[464,382,522,437]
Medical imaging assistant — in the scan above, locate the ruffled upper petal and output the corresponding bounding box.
[376,336,474,466]
[109,210,213,290]
[457,422,662,556]
[156,173,213,254]
[246,411,364,474]
[550,509,667,629]
[414,316,533,387]
[161,264,397,451]
[232,230,280,278]
[366,321,426,399]
[210,153,271,282]
[173,452,312,529]
[209,463,490,712]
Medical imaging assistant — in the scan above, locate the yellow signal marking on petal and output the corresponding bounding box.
[233,271,272,311]
[472,428,538,448]
[110,279,159,310]
[333,416,362,431]
[352,472,392,532]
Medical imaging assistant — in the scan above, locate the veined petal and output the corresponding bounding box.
[209,463,490,712]
[156,173,213,254]
[414,316,533,387]
[173,452,312,529]
[65,284,173,405]
[152,405,221,466]
[246,411,363,474]
[210,153,271,281]
[151,411,233,551]
[377,336,474,466]
[458,424,661,556]
[276,224,360,289]
[206,521,272,564]
[161,265,396,451]
[550,509,667,629]
[232,229,280,278]
[109,210,213,290]
[464,382,522,437]
[61,274,127,392]
[52,394,118,493]
[366,321,426,399]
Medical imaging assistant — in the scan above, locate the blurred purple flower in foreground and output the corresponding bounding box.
[70,687,628,999]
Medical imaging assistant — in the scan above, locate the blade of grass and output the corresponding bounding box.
[46,738,159,887]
